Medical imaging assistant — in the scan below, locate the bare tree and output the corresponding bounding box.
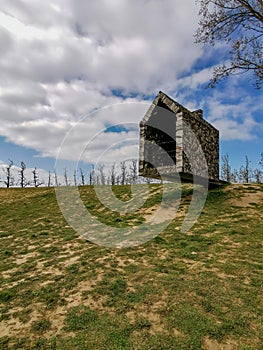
[73,170,77,186]
[89,165,95,185]
[120,161,127,185]
[115,175,120,186]
[3,159,14,188]
[195,0,263,88]
[54,171,59,187]
[130,159,138,184]
[253,152,263,183]
[97,164,106,185]
[32,167,43,187]
[109,164,116,185]
[239,155,252,182]
[221,154,231,182]
[48,171,52,187]
[64,168,69,186]
[79,168,85,186]
[231,168,239,183]
[18,162,27,188]
[253,168,262,183]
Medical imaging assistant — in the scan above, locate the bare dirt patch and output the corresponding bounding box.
[15,251,39,265]
[0,304,43,338]
[226,185,263,208]
[203,336,238,350]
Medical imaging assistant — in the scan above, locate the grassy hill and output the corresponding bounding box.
[0,183,262,350]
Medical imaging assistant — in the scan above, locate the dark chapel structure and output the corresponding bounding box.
[139,91,220,185]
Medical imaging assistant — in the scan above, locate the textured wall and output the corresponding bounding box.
[139,91,219,181]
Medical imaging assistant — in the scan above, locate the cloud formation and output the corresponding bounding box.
[0,0,262,167]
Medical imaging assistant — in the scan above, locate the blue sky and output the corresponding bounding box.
[0,0,262,185]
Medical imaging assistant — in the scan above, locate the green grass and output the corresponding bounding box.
[0,183,262,349]
[31,319,51,333]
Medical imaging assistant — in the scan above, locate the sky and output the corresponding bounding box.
[0,0,262,186]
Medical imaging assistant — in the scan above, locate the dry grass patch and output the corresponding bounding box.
[0,184,262,349]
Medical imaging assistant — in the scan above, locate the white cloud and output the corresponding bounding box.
[0,0,262,168]
[177,67,214,90]
[1,0,200,164]
[202,82,263,141]
[54,102,148,163]
[0,0,201,89]
[0,0,72,28]
[213,117,258,141]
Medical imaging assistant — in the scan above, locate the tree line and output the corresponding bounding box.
[0,159,154,188]
[1,154,262,188]
[221,153,263,183]
[0,160,45,188]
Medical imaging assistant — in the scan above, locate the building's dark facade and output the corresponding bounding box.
[139,91,219,182]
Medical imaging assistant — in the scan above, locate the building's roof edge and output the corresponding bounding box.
[154,91,218,133]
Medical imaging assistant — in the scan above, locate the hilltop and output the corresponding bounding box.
[0,183,262,350]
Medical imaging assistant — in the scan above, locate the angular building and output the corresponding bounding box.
[139,91,220,185]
